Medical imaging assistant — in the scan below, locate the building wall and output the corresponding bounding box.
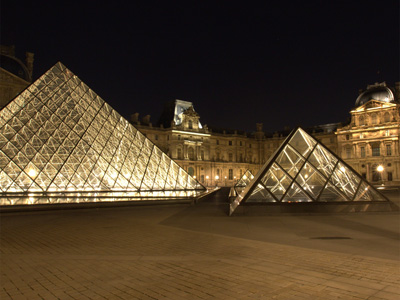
[135,96,398,187]
[336,100,400,185]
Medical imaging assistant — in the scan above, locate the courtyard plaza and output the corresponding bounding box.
[1,188,399,300]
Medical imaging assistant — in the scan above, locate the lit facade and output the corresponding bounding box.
[136,83,399,187]
[336,82,400,185]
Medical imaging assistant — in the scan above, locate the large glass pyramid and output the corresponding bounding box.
[0,62,205,205]
[230,128,389,215]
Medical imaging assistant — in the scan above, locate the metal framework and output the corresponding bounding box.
[0,62,205,205]
[230,128,389,215]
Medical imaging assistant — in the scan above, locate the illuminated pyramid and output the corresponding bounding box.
[232,170,254,196]
[230,128,389,215]
[0,62,205,205]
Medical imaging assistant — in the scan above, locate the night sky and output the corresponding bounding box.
[2,1,399,133]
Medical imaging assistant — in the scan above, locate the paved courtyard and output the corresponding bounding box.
[1,188,399,299]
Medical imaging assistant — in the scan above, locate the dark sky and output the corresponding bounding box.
[2,1,399,133]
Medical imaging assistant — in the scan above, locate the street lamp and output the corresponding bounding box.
[377,165,384,185]
[206,175,209,187]
[215,175,219,187]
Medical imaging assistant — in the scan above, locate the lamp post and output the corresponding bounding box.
[377,165,384,185]
[206,175,209,188]
[215,175,219,187]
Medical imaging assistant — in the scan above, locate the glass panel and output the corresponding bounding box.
[330,162,360,200]
[354,181,387,202]
[288,128,316,157]
[308,144,337,178]
[318,182,348,202]
[247,184,276,202]
[295,163,326,200]
[282,182,313,203]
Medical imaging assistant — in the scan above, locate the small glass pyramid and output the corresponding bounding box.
[0,62,205,205]
[230,128,389,215]
[234,170,254,195]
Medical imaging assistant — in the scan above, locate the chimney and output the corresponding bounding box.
[25,52,34,81]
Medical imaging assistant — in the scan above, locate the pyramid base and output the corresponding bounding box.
[230,201,398,216]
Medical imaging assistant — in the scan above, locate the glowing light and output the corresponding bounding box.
[304,174,308,179]
[215,175,219,180]
[377,165,384,172]
[340,167,346,173]
[27,169,37,178]
[206,176,209,179]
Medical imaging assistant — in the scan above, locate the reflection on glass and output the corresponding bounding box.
[231,128,388,213]
[0,62,205,205]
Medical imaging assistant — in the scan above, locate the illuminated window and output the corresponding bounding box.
[188,147,195,160]
[372,145,380,157]
[346,147,351,159]
[386,144,392,156]
[360,146,365,158]
[359,116,365,126]
[384,112,390,123]
[371,114,377,125]
[229,169,233,180]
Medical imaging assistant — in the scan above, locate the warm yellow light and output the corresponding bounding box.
[206,176,209,179]
[215,175,219,180]
[28,169,37,178]
[377,165,384,172]
[304,174,308,179]
[340,167,346,173]
[193,176,196,179]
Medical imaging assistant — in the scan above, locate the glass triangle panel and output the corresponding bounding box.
[247,184,276,202]
[318,182,349,202]
[282,182,313,203]
[288,128,316,157]
[354,181,387,202]
[295,162,326,200]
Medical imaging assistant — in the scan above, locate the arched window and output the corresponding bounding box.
[359,116,364,126]
[188,147,195,160]
[188,167,194,177]
[371,113,377,125]
[384,112,390,123]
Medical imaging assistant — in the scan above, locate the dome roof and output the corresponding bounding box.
[355,83,395,107]
[0,54,31,81]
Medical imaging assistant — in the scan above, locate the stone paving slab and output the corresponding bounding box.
[1,201,399,299]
